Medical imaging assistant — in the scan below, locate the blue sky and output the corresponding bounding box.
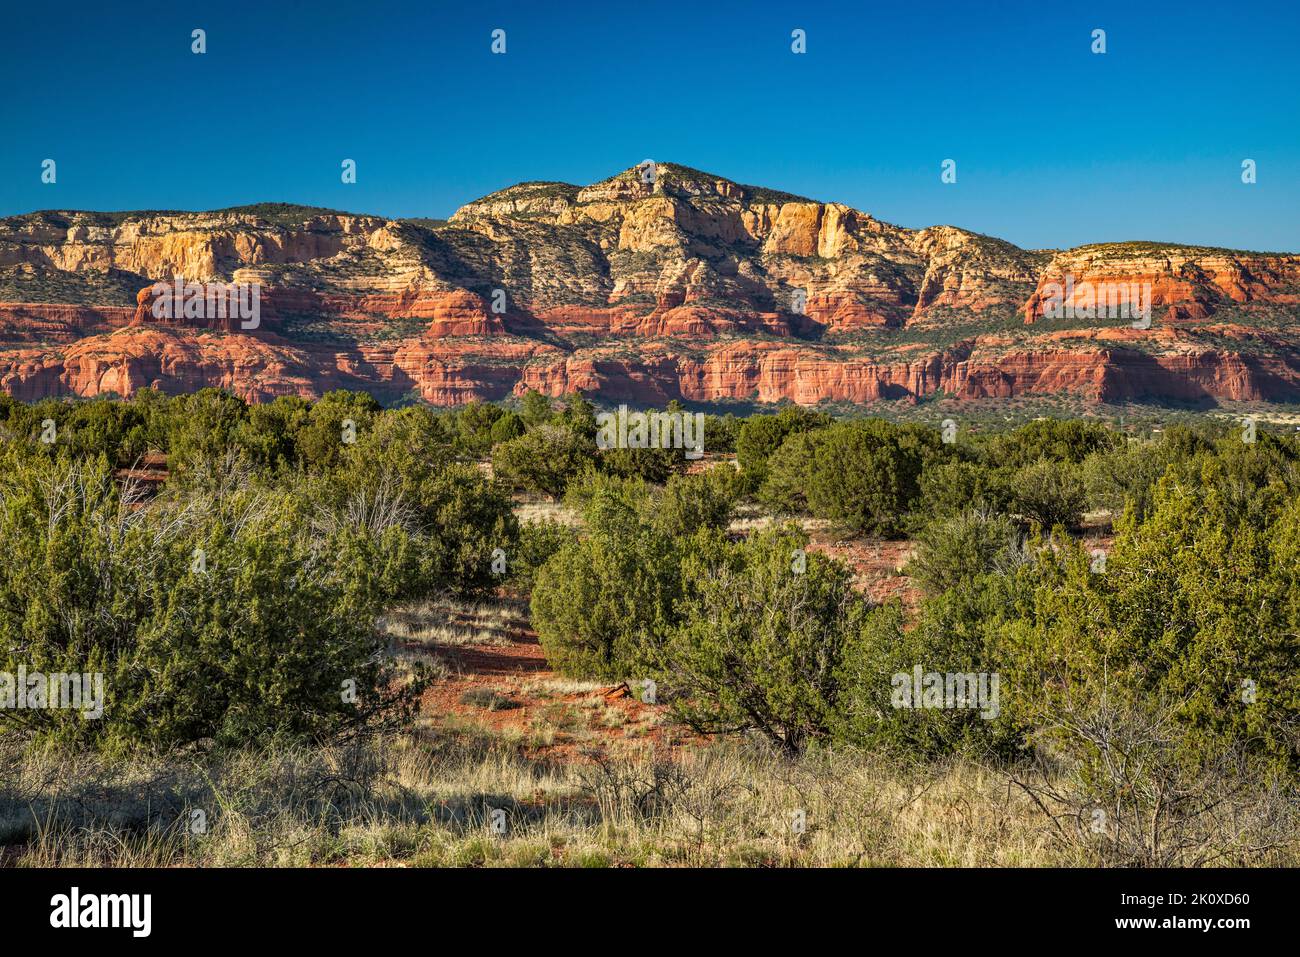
[2,0,1297,250]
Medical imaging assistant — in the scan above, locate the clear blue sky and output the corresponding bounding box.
[2,0,1297,251]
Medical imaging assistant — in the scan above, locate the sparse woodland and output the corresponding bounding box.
[0,388,1296,867]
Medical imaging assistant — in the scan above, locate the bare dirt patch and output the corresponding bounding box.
[808,537,919,609]
[392,598,701,764]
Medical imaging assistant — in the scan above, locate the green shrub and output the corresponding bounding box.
[599,446,684,484]
[735,407,831,492]
[418,464,519,597]
[915,458,1014,524]
[454,401,505,455]
[0,451,412,753]
[802,421,933,537]
[507,520,576,595]
[653,467,740,537]
[487,410,525,447]
[530,487,679,679]
[518,389,554,428]
[985,419,1119,469]
[563,471,652,522]
[835,572,1034,760]
[703,412,741,454]
[293,390,381,473]
[1011,459,1086,530]
[647,526,866,753]
[757,429,820,515]
[1008,478,1300,774]
[908,509,1025,596]
[492,424,595,499]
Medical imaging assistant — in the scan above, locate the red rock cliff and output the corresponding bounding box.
[1,168,1297,407]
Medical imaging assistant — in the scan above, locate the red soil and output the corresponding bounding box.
[414,620,702,762]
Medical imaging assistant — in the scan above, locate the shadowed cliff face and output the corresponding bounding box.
[1,164,1298,406]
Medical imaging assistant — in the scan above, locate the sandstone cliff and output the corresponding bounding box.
[1,166,1297,406]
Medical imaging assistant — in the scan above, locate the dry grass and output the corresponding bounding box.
[378,598,526,649]
[460,689,519,712]
[3,732,1291,868]
[513,500,583,527]
[519,678,606,698]
[727,508,830,536]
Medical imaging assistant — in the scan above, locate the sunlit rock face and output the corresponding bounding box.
[1,165,1298,405]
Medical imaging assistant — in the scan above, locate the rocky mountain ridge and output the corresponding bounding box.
[1,163,1297,406]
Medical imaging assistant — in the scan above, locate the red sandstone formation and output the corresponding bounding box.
[0,165,1297,407]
